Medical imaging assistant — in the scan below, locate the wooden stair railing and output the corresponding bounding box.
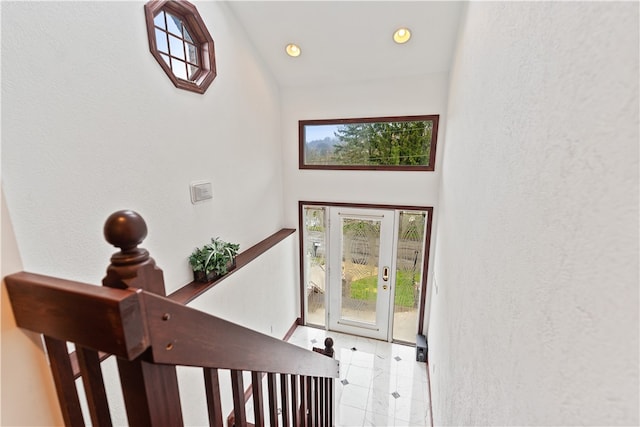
[5,210,339,427]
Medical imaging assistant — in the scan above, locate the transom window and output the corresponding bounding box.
[144,1,216,94]
[299,115,439,171]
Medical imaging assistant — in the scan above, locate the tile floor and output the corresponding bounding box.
[287,326,432,427]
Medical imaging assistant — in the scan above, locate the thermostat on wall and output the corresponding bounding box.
[190,181,213,204]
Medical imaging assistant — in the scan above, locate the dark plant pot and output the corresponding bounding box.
[193,269,218,283]
[193,257,237,283]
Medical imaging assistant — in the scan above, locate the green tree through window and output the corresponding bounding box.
[300,115,439,171]
[333,121,434,166]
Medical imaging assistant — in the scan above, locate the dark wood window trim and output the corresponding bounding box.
[144,0,217,94]
[298,201,434,336]
[299,115,439,171]
[168,228,296,305]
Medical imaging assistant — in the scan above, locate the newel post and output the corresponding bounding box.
[102,210,183,427]
[103,209,167,295]
[312,337,335,358]
[323,337,335,358]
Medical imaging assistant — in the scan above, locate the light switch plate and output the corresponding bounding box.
[190,181,213,204]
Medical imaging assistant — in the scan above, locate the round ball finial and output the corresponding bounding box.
[324,337,335,357]
[104,210,148,251]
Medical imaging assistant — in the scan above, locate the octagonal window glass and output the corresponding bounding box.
[145,1,216,94]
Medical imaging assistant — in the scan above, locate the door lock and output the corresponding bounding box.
[382,266,389,282]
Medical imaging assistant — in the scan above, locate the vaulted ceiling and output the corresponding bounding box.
[226,1,465,88]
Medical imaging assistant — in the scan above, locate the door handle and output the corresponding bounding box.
[382,266,389,282]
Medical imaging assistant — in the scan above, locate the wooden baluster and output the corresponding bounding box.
[230,370,247,426]
[305,376,313,426]
[252,371,265,427]
[44,337,85,427]
[313,377,320,425]
[290,375,298,427]
[323,377,330,426]
[102,210,183,427]
[299,376,307,427]
[76,346,112,427]
[267,373,279,427]
[203,368,223,427]
[315,377,326,426]
[322,337,335,426]
[280,374,290,427]
[328,378,334,426]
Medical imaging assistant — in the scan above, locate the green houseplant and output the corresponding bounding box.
[189,237,240,283]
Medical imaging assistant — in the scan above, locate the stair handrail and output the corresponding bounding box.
[5,210,338,426]
[5,271,339,377]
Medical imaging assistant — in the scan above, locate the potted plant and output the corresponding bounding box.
[189,237,240,283]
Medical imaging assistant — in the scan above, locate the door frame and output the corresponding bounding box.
[298,201,434,339]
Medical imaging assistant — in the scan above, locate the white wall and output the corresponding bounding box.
[1,1,295,425]
[189,233,299,339]
[2,1,284,291]
[429,2,639,425]
[281,74,450,328]
[281,75,449,220]
[185,234,300,425]
[1,190,64,426]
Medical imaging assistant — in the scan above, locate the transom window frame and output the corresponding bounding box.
[299,115,440,171]
[144,0,217,94]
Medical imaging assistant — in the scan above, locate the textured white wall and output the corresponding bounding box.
[1,190,64,426]
[189,234,299,338]
[186,234,300,424]
[429,2,639,426]
[1,1,293,425]
[281,75,449,222]
[2,1,284,290]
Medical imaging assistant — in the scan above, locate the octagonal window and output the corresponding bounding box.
[145,0,216,94]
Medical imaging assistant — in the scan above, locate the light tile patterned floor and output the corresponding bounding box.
[288,326,432,427]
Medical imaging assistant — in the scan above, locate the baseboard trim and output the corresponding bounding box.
[284,318,301,341]
[427,358,434,427]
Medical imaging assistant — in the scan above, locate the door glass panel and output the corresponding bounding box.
[392,210,427,343]
[305,205,428,342]
[340,217,381,325]
[304,206,326,327]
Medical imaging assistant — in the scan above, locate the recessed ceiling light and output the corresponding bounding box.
[393,27,411,44]
[285,43,301,57]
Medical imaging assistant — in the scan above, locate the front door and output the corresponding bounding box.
[328,207,395,340]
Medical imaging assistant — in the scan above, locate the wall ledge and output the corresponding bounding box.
[168,228,296,305]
